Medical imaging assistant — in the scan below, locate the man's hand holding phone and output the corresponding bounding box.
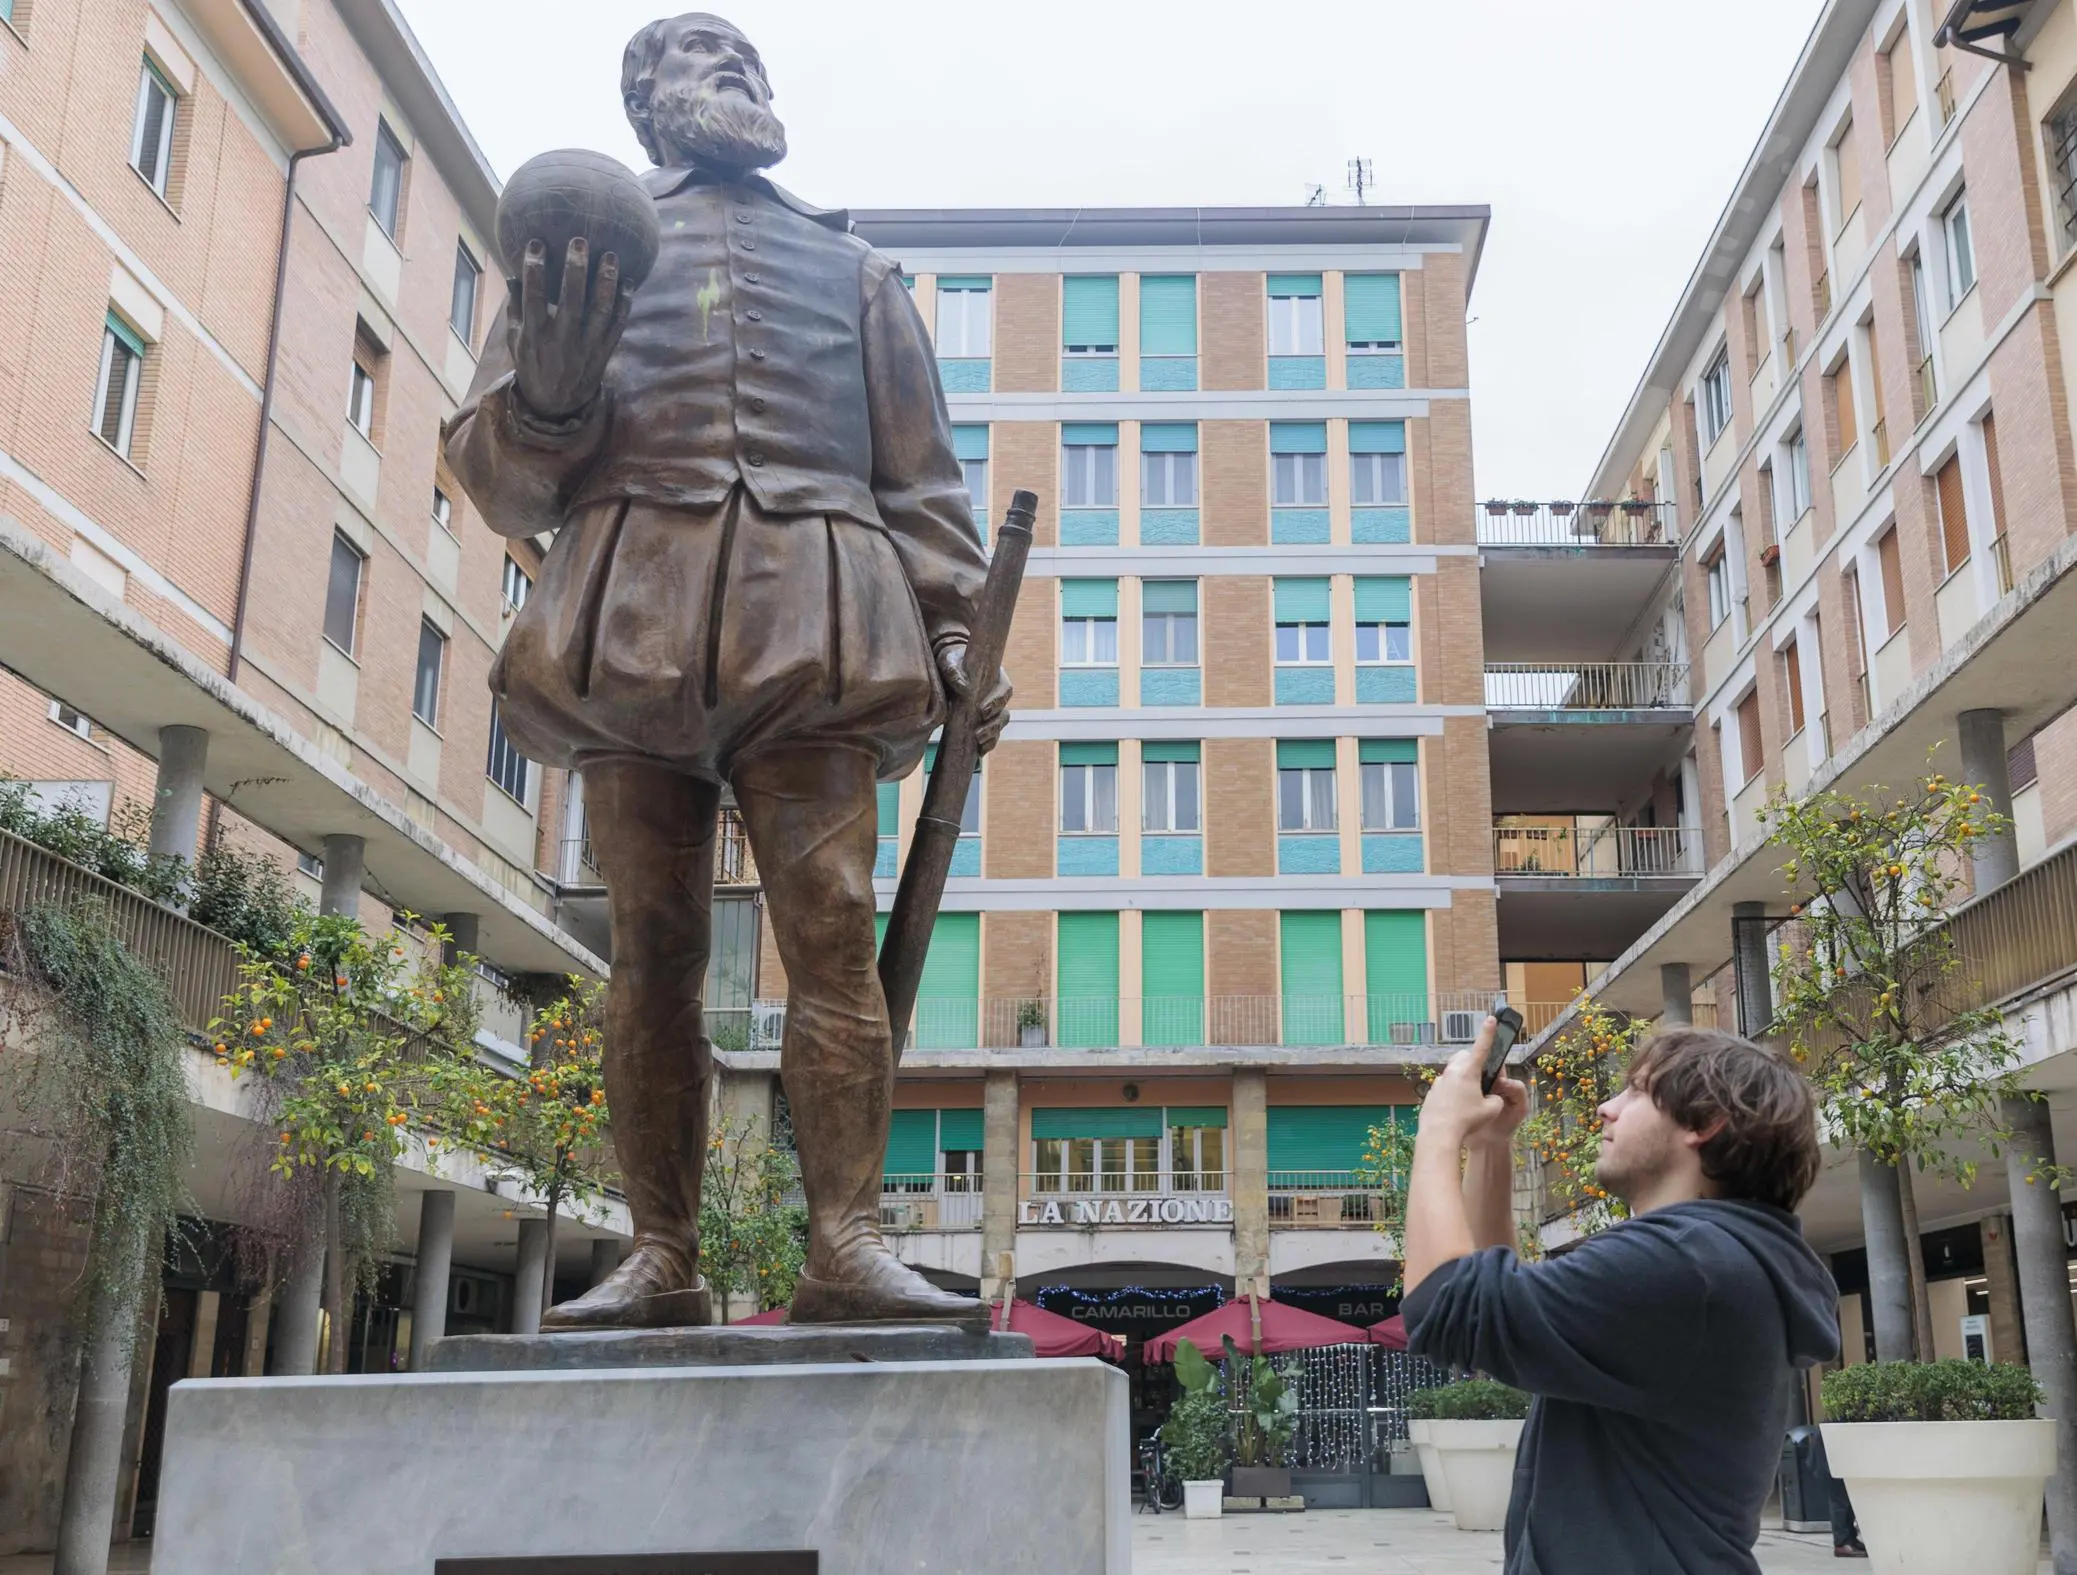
[1422,1015,1530,1153]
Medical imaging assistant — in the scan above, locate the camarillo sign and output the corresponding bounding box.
[1017,1196,1234,1226]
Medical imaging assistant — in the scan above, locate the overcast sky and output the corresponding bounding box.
[397,0,1823,500]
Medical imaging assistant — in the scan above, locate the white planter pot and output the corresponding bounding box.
[1407,1419,1452,1512]
[1182,1479,1224,1519]
[1822,1419,2055,1575]
[1427,1418,1524,1533]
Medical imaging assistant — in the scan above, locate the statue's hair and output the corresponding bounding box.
[622,14,761,167]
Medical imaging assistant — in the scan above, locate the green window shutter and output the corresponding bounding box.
[1275,739,1336,769]
[1141,910,1204,1007]
[1141,578,1198,614]
[937,1108,984,1151]
[106,312,146,357]
[1273,577,1332,623]
[885,1109,937,1176]
[914,913,979,1049]
[876,781,900,836]
[1140,740,1201,763]
[1348,420,1407,454]
[1267,272,1323,297]
[1344,274,1403,342]
[1164,1105,1227,1129]
[1061,421,1119,446]
[1061,578,1119,617]
[1358,739,1418,764]
[1365,909,1430,1024]
[875,912,889,951]
[1057,911,1121,1048]
[1059,741,1119,766]
[1279,911,1344,1046]
[1139,422,1198,454]
[900,274,915,292]
[1140,275,1198,355]
[1270,421,1328,454]
[1353,576,1411,622]
[1266,1105,1398,1171]
[938,275,991,290]
[1032,1106,1162,1140]
[1062,276,1120,346]
[952,424,990,461]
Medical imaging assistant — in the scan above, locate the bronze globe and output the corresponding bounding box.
[495,148,661,302]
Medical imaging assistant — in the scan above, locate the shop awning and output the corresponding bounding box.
[1144,1295,1367,1363]
[1369,1314,1410,1351]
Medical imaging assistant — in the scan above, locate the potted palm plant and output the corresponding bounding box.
[1421,1378,1531,1532]
[1821,1360,2051,1574]
[1221,1333,1300,1502]
[1164,1338,1231,1517]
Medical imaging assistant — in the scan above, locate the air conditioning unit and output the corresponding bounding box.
[1387,1020,1437,1046]
[751,1002,787,1049]
[1441,1010,1480,1044]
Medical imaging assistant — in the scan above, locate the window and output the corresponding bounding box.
[486,705,531,803]
[1783,639,1806,736]
[1784,427,1812,517]
[2050,98,2077,252]
[322,532,364,654]
[1344,273,1402,353]
[1061,275,1118,355]
[1142,449,1197,506]
[1736,691,1763,784]
[369,120,407,238]
[1267,281,1324,355]
[1062,440,1117,507]
[93,316,144,457]
[502,555,533,614]
[1170,1122,1226,1191]
[1354,618,1411,664]
[450,242,481,341]
[1943,193,1976,306]
[1982,412,2010,581]
[1061,615,1118,666]
[1700,349,1733,445]
[1876,527,1907,638]
[1143,752,1200,833]
[1275,620,1331,664]
[348,358,377,438]
[1743,281,1770,375]
[924,743,982,836]
[130,60,177,198]
[1831,117,1862,235]
[412,619,446,726]
[1141,582,1198,665]
[1936,453,1970,574]
[936,281,991,357]
[1351,449,1406,505]
[1060,757,1117,834]
[296,851,324,880]
[48,700,92,739]
[1277,762,1337,831]
[1881,30,1918,144]
[1361,757,1419,830]
[1829,354,1857,458]
[431,486,453,536]
[950,425,988,521]
[1704,546,1732,630]
[1272,450,1325,505]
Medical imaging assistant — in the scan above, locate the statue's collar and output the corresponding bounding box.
[642,163,851,232]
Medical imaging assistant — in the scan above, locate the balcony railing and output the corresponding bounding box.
[1992,534,2014,596]
[879,1172,983,1230]
[1493,824,1705,878]
[1872,416,1890,468]
[1484,662,1691,711]
[1475,500,1675,546]
[1268,1171,1384,1229]
[1936,66,1956,127]
[747,990,1501,1052]
[1918,354,1937,414]
[558,807,760,888]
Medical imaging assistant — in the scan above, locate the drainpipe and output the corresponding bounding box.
[1934,0,2034,69]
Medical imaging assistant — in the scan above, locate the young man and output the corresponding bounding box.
[1402,1024,1841,1574]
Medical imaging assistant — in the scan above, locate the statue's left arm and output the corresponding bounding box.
[860,254,990,656]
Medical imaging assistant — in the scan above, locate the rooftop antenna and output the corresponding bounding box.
[1346,157,1374,206]
[1304,183,1326,207]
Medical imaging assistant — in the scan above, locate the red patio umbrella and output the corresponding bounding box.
[1369,1313,1409,1351]
[1143,1295,1367,1363]
[731,1305,788,1325]
[729,1299,1121,1358]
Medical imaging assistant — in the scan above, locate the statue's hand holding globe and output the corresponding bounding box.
[494,149,662,421]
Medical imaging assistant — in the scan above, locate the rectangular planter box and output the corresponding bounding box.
[1229,1466,1292,1499]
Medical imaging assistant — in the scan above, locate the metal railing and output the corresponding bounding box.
[1944,840,2077,1024]
[1816,269,1833,319]
[1936,67,1956,127]
[1267,1171,1383,1228]
[557,834,602,886]
[879,1172,983,1230]
[1493,824,1704,878]
[747,991,1500,1051]
[1475,501,1675,546]
[558,808,759,888]
[1484,662,1691,711]
[1918,354,1937,413]
[1872,416,1890,468]
[1991,534,2014,596]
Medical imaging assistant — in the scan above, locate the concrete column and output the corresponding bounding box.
[319,834,367,919]
[146,725,209,866]
[409,1190,455,1370]
[2001,1094,2077,1573]
[588,1238,623,1288]
[440,912,480,966]
[1979,1212,2028,1367]
[1659,963,1693,1027]
[187,1290,220,1378]
[1958,709,2020,893]
[53,1311,141,1575]
[980,1070,1019,1298]
[1857,1150,1916,1363]
[1731,901,1772,1040]
[512,1219,549,1335]
[1231,1069,1269,1292]
[240,1294,271,1377]
[275,1245,324,1375]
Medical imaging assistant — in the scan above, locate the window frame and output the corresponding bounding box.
[1943,192,1976,308]
[431,486,454,537]
[93,318,143,458]
[348,358,377,439]
[958,456,988,517]
[450,241,481,343]
[1141,449,1198,506]
[1360,759,1420,831]
[1273,621,1332,665]
[130,58,178,198]
[1783,426,1813,518]
[1141,758,1201,833]
[485,704,532,806]
[936,284,992,358]
[1271,450,1327,506]
[1061,442,1118,508]
[1354,619,1412,664]
[1700,348,1733,446]
[2048,94,2077,254]
[1276,764,1338,832]
[1350,449,1406,506]
[369,120,407,239]
[1059,615,1119,667]
[322,531,366,657]
[1059,761,1118,835]
[1141,608,1199,667]
[1267,289,1325,356]
[411,618,447,729]
[501,555,533,615]
[1704,545,1733,630]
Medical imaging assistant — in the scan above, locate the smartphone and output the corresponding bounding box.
[1482,996,1525,1094]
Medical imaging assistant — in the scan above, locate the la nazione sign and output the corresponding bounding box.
[1018,1196,1235,1226]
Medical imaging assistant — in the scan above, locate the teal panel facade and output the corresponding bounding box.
[1361,833,1425,873]
[1061,358,1120,392]
[1141,357,1198,391]
[949,837,981,877]
[1355,666,1417,703]
[1142,835,1204,875]
[1353,507,1413,543]
[874,838,897,879]
[1275,668,1336,705]
[1348,355,1407,389]
[1278,834,1342,874]
[1140,507,1200,545]
[1268,356,1327,390]
[1060,669,1120,707]
[1271,508,1331,544]
[1140,668,1202,706]
[1059,508,1120,546]
[1057,836,1120,876]
[939,358,991,393]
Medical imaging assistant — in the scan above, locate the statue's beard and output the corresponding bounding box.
[651,83,788,174]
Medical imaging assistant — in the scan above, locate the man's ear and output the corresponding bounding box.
[1681,1113,1728,1152]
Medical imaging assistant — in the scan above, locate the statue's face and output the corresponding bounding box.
[649,17,773,117]
[640,15,787,173]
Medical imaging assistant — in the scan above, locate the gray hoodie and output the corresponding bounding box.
[1404,1199,1841,1574]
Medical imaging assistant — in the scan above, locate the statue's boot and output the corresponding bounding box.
[540,1238,710,1329]
[789,1225,979,1323]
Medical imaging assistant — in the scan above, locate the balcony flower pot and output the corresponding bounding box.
[1549,500,1576,517]
[1759,542,1781,567]
[1620,499,1651,514]
[1510,500,1537,516]
[1182,1479,1224,1518]
[1406,1419,1452,1512]
[1585,500,1615,518]
[1228,1465,1292,1499]
[1483,500,1509,517]
[1018,1024,1046,1047]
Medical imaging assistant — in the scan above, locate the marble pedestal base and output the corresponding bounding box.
[151,1358,1128,1574]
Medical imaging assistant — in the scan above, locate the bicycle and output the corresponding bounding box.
[1136,1435,1185,1513]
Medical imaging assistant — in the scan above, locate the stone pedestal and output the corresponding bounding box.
[151,1337,1126,1574]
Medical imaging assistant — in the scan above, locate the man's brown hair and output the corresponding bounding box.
[1627,1028,1823,1212]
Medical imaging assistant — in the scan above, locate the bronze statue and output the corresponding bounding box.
[445,12,1010,1326]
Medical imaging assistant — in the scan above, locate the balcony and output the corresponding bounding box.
[879,1173,984,1230]
[1478,502,1681,667]
[1492,820,1706,961]
[1267,1171,1383,1229]
[556,809,759,890]
[1486,662,1694,818]
[1485,662,1690,712]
